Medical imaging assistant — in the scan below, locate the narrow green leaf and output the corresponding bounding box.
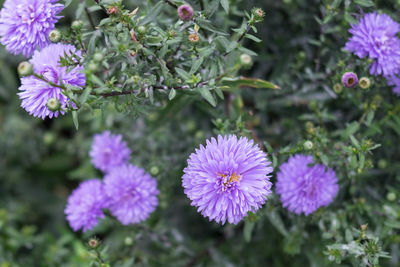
[220,0,229,13]
[169,88,176,100]
[72,111,79,130]
[221,76,280,89]
[198,87,216,107]
[243,221,255,242]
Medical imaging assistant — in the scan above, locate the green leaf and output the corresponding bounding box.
[243,221,255,242]
[245,34,262,43]
[175,68,190,81]
[354,0,374,7]
[189,57,204,75]
[169,88,176,100]
[221,76,280,89]
[350,135,360,149]
[198,87,216,107]
[72,111,79,130]
[220,0,229,13]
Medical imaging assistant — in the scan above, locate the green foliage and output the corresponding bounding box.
[0,0,399,266]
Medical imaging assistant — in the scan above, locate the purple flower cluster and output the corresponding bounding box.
[0,0,64,57]
[182,135,273,224]
[18,44,86,119]
[89,131,132,173]
[276,155,339,215]
[345,12,400,95]
[65,132,159,232]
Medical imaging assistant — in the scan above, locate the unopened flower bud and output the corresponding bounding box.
[17,61,33,77]
[240,54,253,67]
[137,25,146,34]
[341,72,358,88]
[333,83,343,94]
[71,20,83,31]
[46,98,60,111]
[387,192,396,202]
[360,224,368,231]
[359,77,371,89]
[48,29,61,43]
[252,8,265,23]
[303,140,313,150]
[124,237,133,246]
[88,62,98,72]
[150,166,159,176]
[178,4,194,21]
[377,159,387,169]
[93,53,104,62]
[88,238,99,248]
[188,33,199,43]
[107,6,119,15]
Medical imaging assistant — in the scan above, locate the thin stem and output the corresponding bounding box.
[223,23,252,57]
[33,74,65,89]
[85,7,96,30]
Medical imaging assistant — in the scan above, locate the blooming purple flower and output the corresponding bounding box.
[386,75,400,96]
[89,131,132,173]
[178,4,194,21]
[276,155,339,216]
[18,43,86,119]
[345,12,400,76]
[182,135,273,224]
[341,72,358,88]
[65,179,108,232]
[0,0,64,57]
[103,164,159,225]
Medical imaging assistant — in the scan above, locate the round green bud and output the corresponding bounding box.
[46,98,61,112]
[303,140,313,150]
[377,159,387,169]
[48,29,61,43]
[150,166,159,176]
[240,54,253,67]
[308,100,318,110]
[17,61,33,77]
[359,77,371,89]
[387,192,396,202]
[124,237,134,246]
[43,132,55,145]
[333,83,343,94]
[71,20,83,31]
[93,53,104,62]
[88,62,98,72]
[137,25,147,34]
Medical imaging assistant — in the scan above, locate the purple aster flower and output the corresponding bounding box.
[0,0,64,57]
[276,155,339,216]
[182,135,273,224]
[345,12,400,76]
[178,5,194,21]
[386,75,400,96]
[341,72,358,88]
[103,164,159,225]
[89,131,132,173]
[18,43,86,119]
[64,179,108,232]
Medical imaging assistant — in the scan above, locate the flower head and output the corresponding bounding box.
[64,179,108,232]
[17,44,85,119]
[182,135,273,224]
[345,12,400,76]
[386,75,400,96]
[341,72,358,88]
[103,164,159,225]
[0,0,64,57]
[276,155,339,215]
[178,5,194,21]
[89,131,132,173]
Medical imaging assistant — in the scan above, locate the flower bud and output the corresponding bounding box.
[93,53,104,62]
[240,54,253,67]
[46,98,61,111]
[150,166,159,176]
[303,140,313,150]
[48,29,61,43]
[71,20,83,31]
[387,192,396,202]
[88,62,98,72]
[137,25,147,34]
[88,238,99,248]
[333,83,343,94]
[252,8,265,23]
[359,77,371,89]
[107,6,119,15]
[124,237,134,246]
[341,72,358,88]
[188,33,200,43]
[178,4,194,21]
[17,61,33,77]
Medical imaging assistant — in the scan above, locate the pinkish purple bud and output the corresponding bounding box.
[178,5,194,21]
[341,72,358,88]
